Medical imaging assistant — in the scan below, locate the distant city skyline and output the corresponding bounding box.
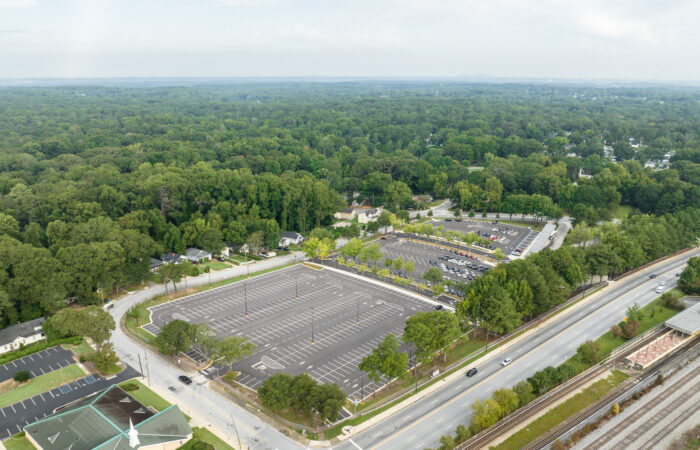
[1,0,699,81]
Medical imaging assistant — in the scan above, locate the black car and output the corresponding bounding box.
[650,273,657,279]
[178,375,192,385]
[466,368,478,377]
[435,304,444,310]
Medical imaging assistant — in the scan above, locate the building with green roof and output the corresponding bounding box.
[23,384,192,450]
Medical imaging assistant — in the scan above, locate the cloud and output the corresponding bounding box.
[0,0,36,7]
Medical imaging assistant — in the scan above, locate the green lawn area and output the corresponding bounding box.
[494,371,629,450]
[0,364,85,408]
[197,261,231,273]
[595,296,681,356]
[613,205,636,219]
[178,427,235,450]
[62,339,94,356]
[119,380,171,412]
[4,434,35,450]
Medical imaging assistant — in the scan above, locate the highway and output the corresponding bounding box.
[334,248,699,450]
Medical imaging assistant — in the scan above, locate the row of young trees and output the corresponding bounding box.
[457,208,700,336]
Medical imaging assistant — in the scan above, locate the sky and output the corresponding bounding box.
[0,0,699,80]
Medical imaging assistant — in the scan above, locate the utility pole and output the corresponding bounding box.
[230,414,243,450]
[295,276,298,301]
[311,307,315,345]
[144,352,151,387]
[137,354,144,378]
[356,300,360,325]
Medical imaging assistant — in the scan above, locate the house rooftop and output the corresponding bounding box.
[0,317,45,345]
[281,231,302,239]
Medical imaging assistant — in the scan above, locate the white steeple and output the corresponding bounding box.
[128,418,140,448]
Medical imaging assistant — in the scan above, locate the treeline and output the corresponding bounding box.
[1,83,700,327]
[457,208,700,335]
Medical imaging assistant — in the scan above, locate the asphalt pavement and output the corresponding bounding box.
[0,346,75,384]
[333,249,699,450]
[0,366,139,440]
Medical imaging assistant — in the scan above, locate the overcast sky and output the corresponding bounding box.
[1,0,699,80]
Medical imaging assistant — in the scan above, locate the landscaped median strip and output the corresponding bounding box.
[0,364,85,408]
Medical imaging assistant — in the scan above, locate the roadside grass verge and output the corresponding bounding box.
[178,427,235,450]
[0,364,85,408]
[4,433,34,450]
[494,371,629,450]
[197,261,231,273]
[119,380,171,412]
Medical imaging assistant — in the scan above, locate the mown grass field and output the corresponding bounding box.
[0,364,85,408]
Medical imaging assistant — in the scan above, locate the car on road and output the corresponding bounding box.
[178,375,192,385]
[466,368,478,377]
[650,273,657,278]
[659,280,666,285]
[655,286,664,293]
[435,304,443,310]
[500,358,513,367]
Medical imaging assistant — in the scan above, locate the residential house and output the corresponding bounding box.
[357,208,381,224]
[185,248,212,263]
[149,258,163,273]
[334,208,356,220]
[0,317,46,355]
[161,252,186,265]
[279,231,304,248]
[24,384,192,450]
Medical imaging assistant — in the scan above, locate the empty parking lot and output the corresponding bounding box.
[427,218,537,255]
[144,264,434,400]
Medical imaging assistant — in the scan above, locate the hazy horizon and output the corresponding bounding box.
[1,0,699,81]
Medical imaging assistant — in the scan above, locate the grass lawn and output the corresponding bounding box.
[4,434,35,450]
[62,339,94,356]
[197,261,231,273]
[119,380,171,412]
[613,205,636,219]
[0,364,85,408]
[494,371,629,450]
[178,427,235,450]
[595,296,682,356]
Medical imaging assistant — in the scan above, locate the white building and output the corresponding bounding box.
[279,231,304,248]
[185,247,212,263]
[0,317,46,355]
[357,208,381,224]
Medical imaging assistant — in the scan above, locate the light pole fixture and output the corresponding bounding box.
[244,283,248,317]
[311,307,315,345]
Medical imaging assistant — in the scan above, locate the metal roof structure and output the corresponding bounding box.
[665,301,700,336]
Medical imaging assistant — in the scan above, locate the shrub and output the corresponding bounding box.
[439,434,456,450]
[621,319,640,339]
[576,341,602,365]
[610,324,623,338]
[224,371,240,384]
[455,424,471,443]
[120,382,140,392]
[13,370,30,382]
[551,439,565,450]
[610,402,620,415]
[79,355,87,363]
[191,440,215,450]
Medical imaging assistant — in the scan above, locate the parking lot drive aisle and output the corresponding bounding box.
[0,347,75,384]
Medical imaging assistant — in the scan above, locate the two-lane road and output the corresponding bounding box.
[335,249,698,450]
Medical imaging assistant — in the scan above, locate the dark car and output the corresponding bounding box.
[650,273,657,279]
[435,304,444,310]
[466,368,478,377]
[178,375,192,385]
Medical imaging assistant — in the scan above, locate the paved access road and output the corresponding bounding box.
[0,366,139,440]
[0,346,75,384]
[334,249,699,450]
[110,252,306,450]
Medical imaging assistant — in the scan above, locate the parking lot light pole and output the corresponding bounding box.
[311,307,315,345]
[295,277,298,301]
[356,300,360,325]
[244,284,248,317]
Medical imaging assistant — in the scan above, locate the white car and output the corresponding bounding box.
[659,280,666,286]
[655,286,664,294]
[500,358,513,367]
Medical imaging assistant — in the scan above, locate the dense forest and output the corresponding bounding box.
[0,82,699,327]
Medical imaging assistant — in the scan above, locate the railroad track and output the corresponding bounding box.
[584,366,700,449]
[455,325,671,450]
[526,333,700,449]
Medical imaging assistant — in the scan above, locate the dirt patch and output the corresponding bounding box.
[0,378,25,395]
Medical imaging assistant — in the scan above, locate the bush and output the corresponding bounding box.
[620,319,640,339]
[610,402,620,415]
[13,370,30,382]
[610,324,623,338]
[120,382,140,392]
[576,341,602,365]
[551,439,565,450]
[191,440,215,450]
[224,371,240,384]
[439,434,456,450]
[79,355,87,363]
[455,424,471,443]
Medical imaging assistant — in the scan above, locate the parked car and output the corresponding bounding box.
[178,375,192,385]
[500,358,513,367]
[466,368,478,377]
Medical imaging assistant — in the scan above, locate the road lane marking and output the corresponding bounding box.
[348,439,363,450]
[368,262,689,449]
